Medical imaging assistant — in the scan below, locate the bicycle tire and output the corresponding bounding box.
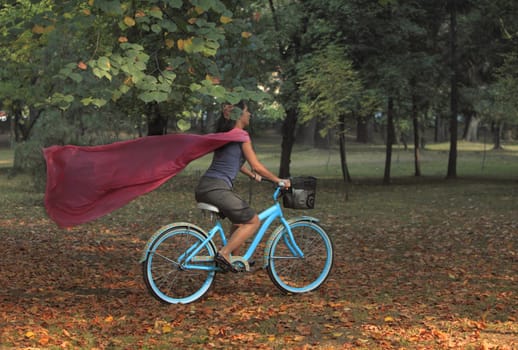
[267,221,333,294]
[142,224,217,304]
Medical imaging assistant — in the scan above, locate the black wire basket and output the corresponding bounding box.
[282,176,317,209]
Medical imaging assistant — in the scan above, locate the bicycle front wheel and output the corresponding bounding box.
[267,221,333,294]
[142,224,216,304]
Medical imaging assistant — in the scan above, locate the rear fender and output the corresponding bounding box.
[139,222,208,263]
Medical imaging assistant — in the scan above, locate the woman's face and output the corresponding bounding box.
[239,105,251,126]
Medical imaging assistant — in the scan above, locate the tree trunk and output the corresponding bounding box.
[203,109,218,133]
[434,114,440,142]
[12,102,40,142]
[492,121,504,149]
[339,114,351,184]
[434,114,448,142]
[268,0,307,178]
[9,113,15,148]
[464,114,480,142]
[147,103,168,136]
[447,0,458,179]
[356,114,369,143]
[279,108,298,178]
[412,93,421,177]
[383,97,395,185]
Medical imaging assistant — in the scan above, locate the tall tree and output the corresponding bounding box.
[460,0,518,146]
[265,0,308,177]
[1,0,270,176]
[447,0,460,179]
[314,0,447,182]
[297,44,363,183]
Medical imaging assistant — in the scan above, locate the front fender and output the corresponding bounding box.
[139,222,208,263]
[262,216,320,268]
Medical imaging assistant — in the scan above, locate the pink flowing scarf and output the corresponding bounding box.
[43,128,250,228]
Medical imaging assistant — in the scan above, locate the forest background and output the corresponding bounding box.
[1,0,518,349]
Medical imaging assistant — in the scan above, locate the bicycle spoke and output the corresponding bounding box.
[152,252,181,267]
[270,256,302,260]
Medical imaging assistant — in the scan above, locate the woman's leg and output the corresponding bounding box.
[229,224,240,255]
[219,214,260,260]
[195,178,257,261]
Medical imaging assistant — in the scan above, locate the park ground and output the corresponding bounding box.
[0,134,517,349]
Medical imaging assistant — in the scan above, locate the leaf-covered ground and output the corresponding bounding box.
[1,174,517,349]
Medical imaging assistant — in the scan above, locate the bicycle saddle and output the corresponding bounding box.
[197,202,220,213]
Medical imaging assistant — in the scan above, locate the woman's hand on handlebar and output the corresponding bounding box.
[262,177,290,188]
[278,179,291,189]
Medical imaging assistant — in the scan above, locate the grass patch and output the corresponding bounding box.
[2,136,518,180]
[181,137,518,180]
[0,148,13,168]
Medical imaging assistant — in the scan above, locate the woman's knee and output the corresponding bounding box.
[233,214,259,230]
[247,214,260,228]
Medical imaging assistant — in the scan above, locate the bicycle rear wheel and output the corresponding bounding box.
[142,224,216,304]
[267,221,333,294]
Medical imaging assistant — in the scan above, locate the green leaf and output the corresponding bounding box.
[92,67,112,81]
[119,84,131,94]
[161,20,177,32]
[190,83,202,91]
[81,97,107,107]
[190,37,205,53]
[50,93,74,110]
[213,86,227,98]
[163,0,182,8]
[58,66,72,76]
[120,43,145,52]
[160,70,176,83]
[95,0,123,15]
[138,91,169,103]
[191,0,212,11]
[69,73,82,83]
[226,93,242,105]
[137,75,158,90]
[177,119,191,131]
[97,56,111,71]
[151,24,161,33]
[149,8,163,19]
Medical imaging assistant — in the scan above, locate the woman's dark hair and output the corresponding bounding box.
[215,115,235,133]
[235,100,247,111]
[215,100,248,133]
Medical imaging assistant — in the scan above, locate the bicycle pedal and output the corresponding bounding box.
[229,256,251,272]
[236,260,255,271]
[235,267,246,273]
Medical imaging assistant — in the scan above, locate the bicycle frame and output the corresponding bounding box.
[182,187,304,271]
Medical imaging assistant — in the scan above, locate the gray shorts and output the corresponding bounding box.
[195,176,256,224]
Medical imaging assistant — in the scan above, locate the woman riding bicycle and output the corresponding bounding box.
[195,101,290,272]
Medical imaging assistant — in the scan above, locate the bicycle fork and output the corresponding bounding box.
[279,218,305,258]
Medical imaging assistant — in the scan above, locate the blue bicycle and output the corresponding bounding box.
[141,179,334,304]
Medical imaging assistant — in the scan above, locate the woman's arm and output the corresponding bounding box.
[242,142,290,187]
[240,164,261,181]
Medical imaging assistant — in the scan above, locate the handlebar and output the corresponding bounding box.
[262,178,289,188]
[263,179,290,201]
